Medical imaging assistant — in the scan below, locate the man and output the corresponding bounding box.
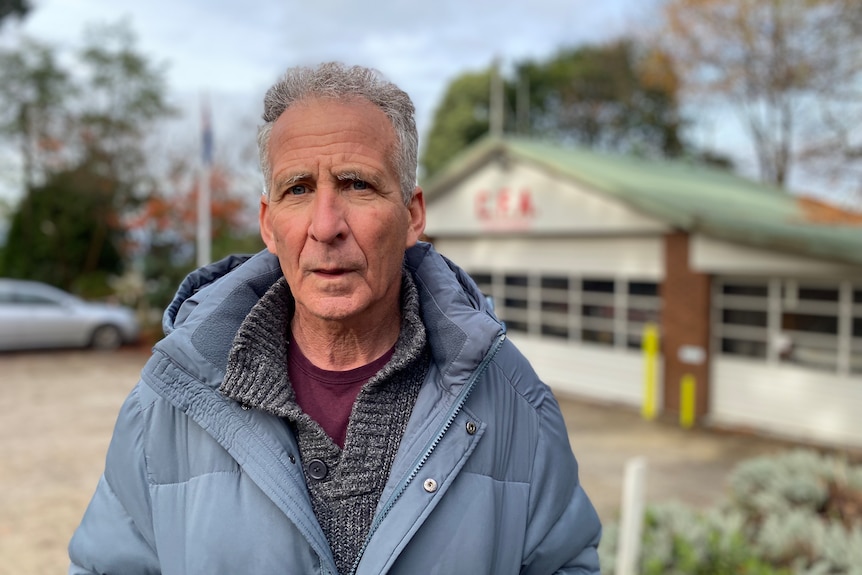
[69,62,601,574]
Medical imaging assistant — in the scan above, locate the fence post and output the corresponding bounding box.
[615,456,647,575]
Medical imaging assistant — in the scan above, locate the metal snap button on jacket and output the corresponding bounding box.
[307,459,328,480]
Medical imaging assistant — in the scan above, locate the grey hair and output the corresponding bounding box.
[257,62,419,205]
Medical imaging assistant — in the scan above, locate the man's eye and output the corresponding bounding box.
[287,184,308,195]
[351,180,369,190]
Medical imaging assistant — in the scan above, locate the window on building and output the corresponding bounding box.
[466,270,659,349]
[627,282,661,349]
[725,284,768,297]
[500,274,529,333]
[581,279,615,345]
[852,291,862,375]
[540,276,569,340]
[780,283,841,372]
[715,278,860,375]
[714,279,769,359]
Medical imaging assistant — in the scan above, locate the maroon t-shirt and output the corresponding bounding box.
[288,341,395,449]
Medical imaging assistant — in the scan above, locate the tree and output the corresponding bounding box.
[421,69,496,179]
[127,156,261,310]
[519,41,688,157]
[421,41,696,180]
[0,21,175,294]
[2,158,125,295]
[75,21,174,205]
[0,0,30,25]
[0,38,74,189]
[661,0,862,189]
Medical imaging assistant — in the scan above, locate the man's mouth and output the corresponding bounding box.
[313,268,349,277]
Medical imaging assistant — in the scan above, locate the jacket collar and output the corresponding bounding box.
[153,243,504,393]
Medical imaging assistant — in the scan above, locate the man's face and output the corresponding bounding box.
[260,97,425,327]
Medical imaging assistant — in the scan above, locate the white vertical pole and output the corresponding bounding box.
[197,163,211,268]
[197,95,212,268]
[489,56,504,138]
[616,456,647,575]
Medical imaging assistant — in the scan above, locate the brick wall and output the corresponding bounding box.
[661,231,711,420]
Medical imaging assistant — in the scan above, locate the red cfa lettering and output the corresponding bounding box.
[474,187,536,221]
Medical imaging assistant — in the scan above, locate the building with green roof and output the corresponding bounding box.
[423,136,862,449]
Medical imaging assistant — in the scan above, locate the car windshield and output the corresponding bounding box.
[0,283,81,306]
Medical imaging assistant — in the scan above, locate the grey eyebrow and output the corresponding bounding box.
[336,170,383,188]
[273,172,312,190]
[336,171,362,181]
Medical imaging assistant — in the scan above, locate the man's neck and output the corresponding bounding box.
[290,308,402,371]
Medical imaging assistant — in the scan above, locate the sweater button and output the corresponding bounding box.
[307,459,328,480]
[423,478,438,493]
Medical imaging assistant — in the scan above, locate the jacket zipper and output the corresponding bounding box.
[347,331,507,575]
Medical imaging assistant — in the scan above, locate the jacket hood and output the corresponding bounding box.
[163,253,256,336]
[155,251,284,382]
[405,242,504,385]
[152,243,504,394]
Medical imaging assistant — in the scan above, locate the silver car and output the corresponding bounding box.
[0,279,140,351]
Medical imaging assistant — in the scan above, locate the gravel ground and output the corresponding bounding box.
[0,348,801,574]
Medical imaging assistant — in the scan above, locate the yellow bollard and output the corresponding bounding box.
[641,324,659,421]
[680,374,696,429]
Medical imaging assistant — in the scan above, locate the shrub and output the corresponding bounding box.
[598,449,862,574]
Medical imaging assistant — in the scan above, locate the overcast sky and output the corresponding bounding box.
[9,0,670,159]
[9,0,816,215]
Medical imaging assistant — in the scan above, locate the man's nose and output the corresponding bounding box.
[308,187,348,243]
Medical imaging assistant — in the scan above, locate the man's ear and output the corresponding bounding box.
[259,195,277,254]
[405,187,426,247]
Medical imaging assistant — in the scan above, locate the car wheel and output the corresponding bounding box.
[90,325,123,351]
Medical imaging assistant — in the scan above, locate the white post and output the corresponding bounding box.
[489,56,504,138]
[197,165,211,268]
[197,95,213,268]
[616,456,647,575]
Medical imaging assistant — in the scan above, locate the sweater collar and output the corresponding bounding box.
[219,267,427,415]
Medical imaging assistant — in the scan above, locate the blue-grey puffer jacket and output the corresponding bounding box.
[69,242,601,575]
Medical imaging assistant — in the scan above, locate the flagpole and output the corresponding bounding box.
[197,95,212,268]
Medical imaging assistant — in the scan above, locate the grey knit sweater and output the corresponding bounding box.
[220,269,429,575]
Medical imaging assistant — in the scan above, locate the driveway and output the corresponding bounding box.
[0,349,803,574]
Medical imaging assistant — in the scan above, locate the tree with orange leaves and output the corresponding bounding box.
[128,155,261,311]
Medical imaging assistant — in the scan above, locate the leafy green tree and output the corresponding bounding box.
[0,37,74,189]
[421,69,495,179]
[520,41,687,157]
[0,21,175,294]
[421,41,697,180]
[2,157,124,295]
[75,21,174,206]
[0,0,30,24]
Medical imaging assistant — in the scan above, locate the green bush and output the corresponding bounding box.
[730,450,862,574]
[598,449,862,575]
[599,502,789,575]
